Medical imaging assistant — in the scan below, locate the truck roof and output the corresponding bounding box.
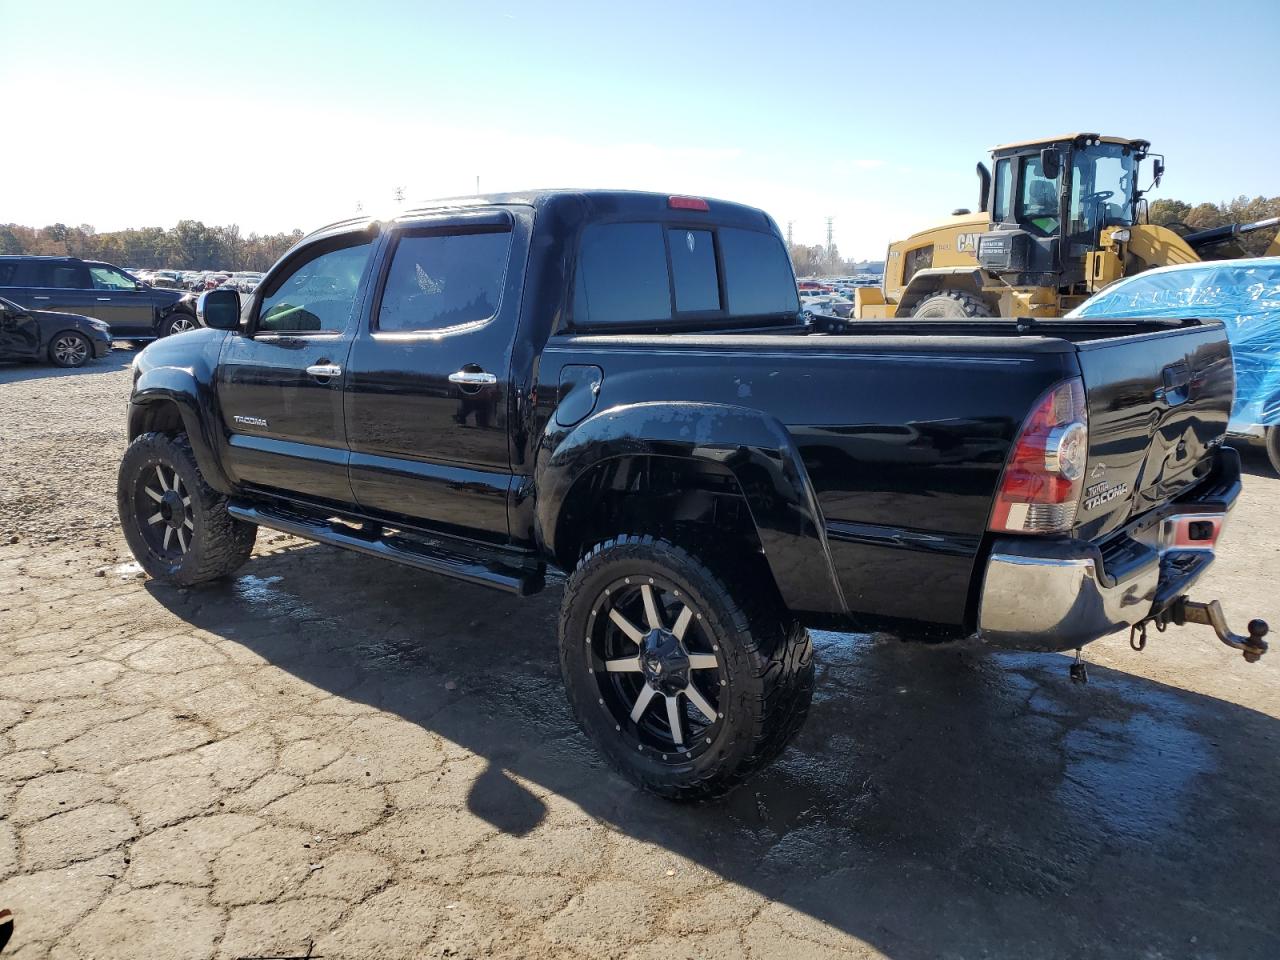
[307,189,780,241]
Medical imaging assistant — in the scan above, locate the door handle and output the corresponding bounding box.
[32,296,50,300]
[305,363,342,379]
[97,297,112,302]
[448,370,498,386]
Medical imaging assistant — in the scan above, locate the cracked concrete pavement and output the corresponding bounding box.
[2,347,1279,959]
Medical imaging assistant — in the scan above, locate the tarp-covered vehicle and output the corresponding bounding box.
[1068,258,1280,473]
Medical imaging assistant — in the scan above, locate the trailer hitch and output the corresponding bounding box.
[1168,597,1269,663]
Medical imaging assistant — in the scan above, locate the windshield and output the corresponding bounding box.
[1068,143,1137,240]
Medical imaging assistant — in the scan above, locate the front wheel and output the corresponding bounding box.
[48,331,91,367]
[560,535,814,800]
[1266,426,1280,475]
[910,290,994,318]
[118,432,256,585]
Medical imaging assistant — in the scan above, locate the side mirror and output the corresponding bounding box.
[1152,158,1165,186]
[1040,146,1061,180]
[198,288,242,331]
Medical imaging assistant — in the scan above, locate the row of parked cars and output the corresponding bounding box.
[129,268,266,294]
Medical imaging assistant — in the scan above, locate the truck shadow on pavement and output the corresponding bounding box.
[148,542,1280,959]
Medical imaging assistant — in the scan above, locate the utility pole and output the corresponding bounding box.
[476,175,480,195]
[393,186,405,206]
[786,220,794,247]
[825,217,834,264]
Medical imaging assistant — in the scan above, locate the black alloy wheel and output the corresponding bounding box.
[587,573,726,761]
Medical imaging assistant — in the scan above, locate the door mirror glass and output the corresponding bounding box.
[1040,146,1061,180]
[198,288,241,330]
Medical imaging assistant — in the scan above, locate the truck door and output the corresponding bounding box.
[344,210,527,543]
[215,229,378,506]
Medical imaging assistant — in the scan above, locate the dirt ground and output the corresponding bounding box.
[2,345,1279,960]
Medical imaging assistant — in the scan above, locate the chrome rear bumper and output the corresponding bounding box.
[977,450,1240,652]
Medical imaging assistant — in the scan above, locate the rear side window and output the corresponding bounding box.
[574,223,671,325]
[719,228,798,317]
[377,230,511,333]
[667,228,720,313]
[0,262,16,285]
[31,262,89,289]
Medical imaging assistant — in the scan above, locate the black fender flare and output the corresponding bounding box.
[536,401,847,618]
[128,365,234,494]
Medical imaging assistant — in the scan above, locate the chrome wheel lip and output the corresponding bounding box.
[53,334,88,365]
[586,573,726,762]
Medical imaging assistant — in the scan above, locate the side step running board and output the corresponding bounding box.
[227,501,544,596]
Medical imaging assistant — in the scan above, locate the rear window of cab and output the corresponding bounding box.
[572,222,798,328]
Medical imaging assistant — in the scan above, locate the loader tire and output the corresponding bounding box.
[911,290,995,318]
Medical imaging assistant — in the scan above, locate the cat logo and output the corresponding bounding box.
[956,232,983,255]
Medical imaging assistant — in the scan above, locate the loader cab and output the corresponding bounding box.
[979,134,1148,291]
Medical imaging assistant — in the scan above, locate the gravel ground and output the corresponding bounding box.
[2,345,1279,959]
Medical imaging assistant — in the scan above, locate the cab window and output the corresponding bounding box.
[992,158,1012,222]
[257,239,372,334]
[1018,157,1060,236]
[376,229,511,333]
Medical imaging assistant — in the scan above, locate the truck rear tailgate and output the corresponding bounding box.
[1073,322,1234,541]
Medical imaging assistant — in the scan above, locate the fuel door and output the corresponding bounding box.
[555,364,603,427]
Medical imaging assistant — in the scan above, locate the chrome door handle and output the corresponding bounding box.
[97,297,112,301]
[448,370,498,386]
[33,296,50,300]
[305,363,342,378]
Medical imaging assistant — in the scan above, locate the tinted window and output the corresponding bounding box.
[992,158,1012,221]
[574,222,671,325]
[89,265,137,291]
[719,228,799,316]
[668,228,720,312]
[377,230,511,333]
[258,240,372,333]
[31,262,89,289]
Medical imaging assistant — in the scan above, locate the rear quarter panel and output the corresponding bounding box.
[535,334,1076,631]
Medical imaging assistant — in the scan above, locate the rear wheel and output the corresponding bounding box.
[118,432,256,585]
[48,331,91,367]
[911,290,994,318]
[560,535,814,800]
[1266,427,1280,475]
[161,313,198,337]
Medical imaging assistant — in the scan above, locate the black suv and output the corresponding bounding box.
[0,256,199,338]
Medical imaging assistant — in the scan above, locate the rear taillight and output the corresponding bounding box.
[990,378,1088,534]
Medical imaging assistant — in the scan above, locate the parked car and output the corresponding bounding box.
[0,295,112,367]
[1067,258,1280,473]
[0,256,199,338]
[800,293,853,319]
[116,189,1265,800]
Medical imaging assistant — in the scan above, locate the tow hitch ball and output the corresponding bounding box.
[1131,597,1269,663]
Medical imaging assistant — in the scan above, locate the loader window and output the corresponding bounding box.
[992,158,1012,222]
[1018,156,1060,237]
[1068,144,1137,240]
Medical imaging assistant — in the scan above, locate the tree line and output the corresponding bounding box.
[0,221,306,272]
[1148,195,1280,257]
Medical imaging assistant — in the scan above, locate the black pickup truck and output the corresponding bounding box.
[116,190,1267,799]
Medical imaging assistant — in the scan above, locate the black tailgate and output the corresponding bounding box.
[1073,321,1234,541]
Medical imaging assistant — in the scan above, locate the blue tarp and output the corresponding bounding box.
[1068,258,1280,430]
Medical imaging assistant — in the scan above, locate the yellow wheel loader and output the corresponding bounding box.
[855,133,1280,319]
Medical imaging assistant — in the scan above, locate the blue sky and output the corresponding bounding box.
[3,0,1277,258]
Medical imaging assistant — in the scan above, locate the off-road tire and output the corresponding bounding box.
[560,534,814,801]
[911,290,995,318]
[1266,426,1280,476]
[48,331,91,367]
[118,432,256,586]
